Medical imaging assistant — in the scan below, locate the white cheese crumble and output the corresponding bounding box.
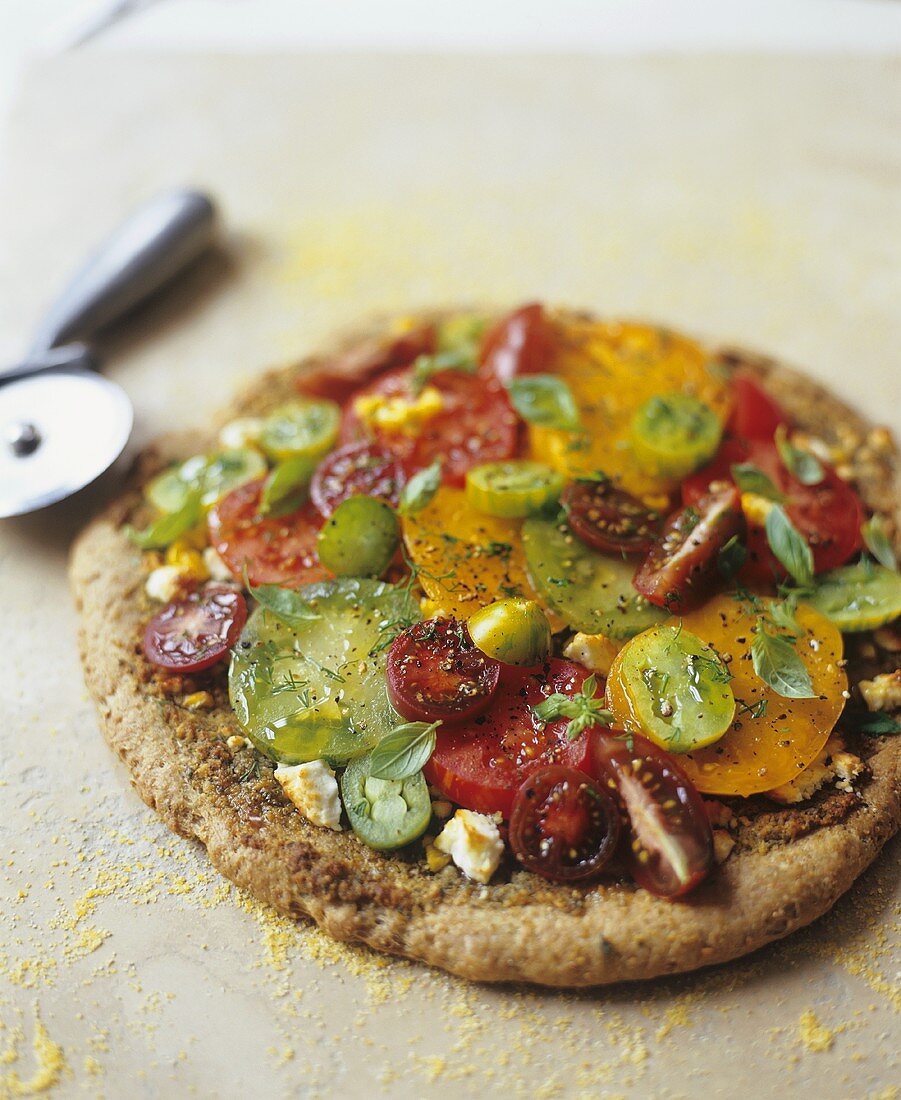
[203,545,234,582]
[562,632,621,677]
[434,809,504,884]
[218,417,263,450]
[144,564,185,603]
[274,760,342,831]
[859,671,901,712]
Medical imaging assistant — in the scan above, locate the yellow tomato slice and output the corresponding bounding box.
[401,487,556,623]
[606,595,846,796]
[529,316,731,507]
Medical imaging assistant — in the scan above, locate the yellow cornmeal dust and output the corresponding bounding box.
[0,1012,66,1098]
[799,1010,834,1053]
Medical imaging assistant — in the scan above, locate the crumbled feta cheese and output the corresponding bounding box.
[831,750,865,793]
[145,564,185,602]
[434,809,504,884]
[203,545,234,582]
[218,417,263,450]
[274,760,342,830]
[712,830,736,864]
[563,632,622,678]
[183,691,214,710]
[859,671,901,712]
[226,734,248,751]
[765,748,832,804]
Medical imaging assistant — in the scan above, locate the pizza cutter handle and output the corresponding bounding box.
[27,188,217,356]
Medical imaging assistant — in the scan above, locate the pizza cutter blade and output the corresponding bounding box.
[0,188,217,519]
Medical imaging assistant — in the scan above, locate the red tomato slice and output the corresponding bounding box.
[386,618,501,723]
[727,369,787,441]
[509,765,620,882]
[310,442,405,518]
[207,479,330,588]
[633,484,744,613]
[479,302,556,382]
[296,325,435,404]
[563,478,662,556]
[422,659,595,818]
[591,731,713,899]
[682,438,863,581]
[144,586,247,672]
[340,367,519,486]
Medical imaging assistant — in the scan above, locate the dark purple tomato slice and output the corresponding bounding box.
[633,484,744,613]
[563,478,662,555]
[479,302,556,383]
[310,441,405,518]
[591,730,713,899]
[387,618,501,723]
[509,765,621,882]
[143,585,247,672]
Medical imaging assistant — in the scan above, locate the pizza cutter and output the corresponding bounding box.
[0,189,218,518]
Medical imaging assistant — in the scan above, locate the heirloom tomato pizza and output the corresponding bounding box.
[71,304,901,986]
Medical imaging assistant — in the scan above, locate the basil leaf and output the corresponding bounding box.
[775,425,824,486]
[751,627,816,699]
[861,514,897,572]
[369,720,440,780]
[410,349,477,396]
[717,534,747,580]
[261,454,316,514]
[243,567,320,626]
[766,597,800,635]
[531,674,613,740]
[505,375,582,432]
[842,710,901,735]
[765,504,814,587]
[730,463,785,502]
[125,493,202,549]
[398,459,442,515]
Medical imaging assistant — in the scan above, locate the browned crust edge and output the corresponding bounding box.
[69,311,901,987]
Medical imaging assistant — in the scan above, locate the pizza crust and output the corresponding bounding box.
[69,312,901,987]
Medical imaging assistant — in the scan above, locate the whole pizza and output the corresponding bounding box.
[70,305,901,986]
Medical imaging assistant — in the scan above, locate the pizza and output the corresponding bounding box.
[70,305,901,987]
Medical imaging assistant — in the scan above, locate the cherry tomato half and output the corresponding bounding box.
[591,731,713,898]
[633,484,744,613]
[682,438,863,581]
[310,441,405,519]
[386,618,501,723]
[726,369,787,442]
[479,302,556,383]
[509,766,621,882]
[340,367,519,486]
[423,659,595,819]
[144,585,247,672]
[563,478,662,555]
[208,479,330,588]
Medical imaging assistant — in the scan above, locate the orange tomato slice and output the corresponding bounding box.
[401,487,556,623]
[528,316,730,508]
[606,594,846,796]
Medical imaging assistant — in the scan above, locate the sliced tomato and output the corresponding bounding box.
[310,442,405,518]
[726,369,787,441]
[683,438,864,581]
[479,302,556,382]
[423,659,595,818]
[563,478,661,556]
[207,479,330,588]
[509,766,620,882]
[144,586,247,672]
[633,484,744,613]
[340,367,519,486]
[386,618,501,723]
[296,325,435,404]
[591,731,713,898]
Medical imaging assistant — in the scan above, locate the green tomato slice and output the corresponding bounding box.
[522,516,665,638]
[340,753,432,850]
[228,578,420,765]
[465,460,565,519]
[630,393,721,480]
[258,399,340,462]
[467,598,552,666]
[316,495,400,577]
[611,624,736,753]
[805,560,901,632]
[145,448,266,513]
